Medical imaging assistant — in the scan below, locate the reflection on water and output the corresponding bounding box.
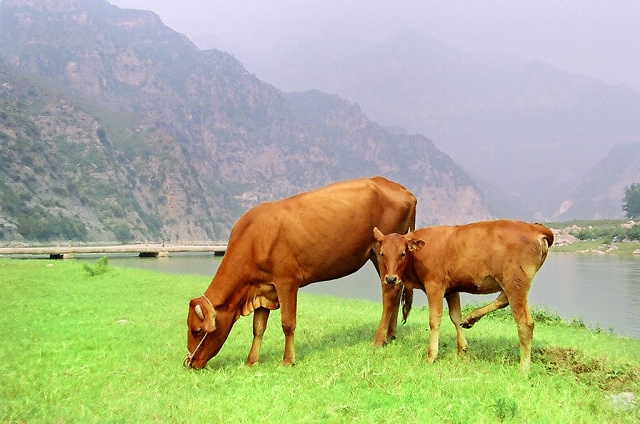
[108,252,640,339]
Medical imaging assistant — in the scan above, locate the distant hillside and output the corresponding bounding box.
[0,0,490,243]
[553,143,640,220]
[231,28,640,220]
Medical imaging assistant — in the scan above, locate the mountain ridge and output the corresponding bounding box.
[230,28,640,220]
[0,0,490,243]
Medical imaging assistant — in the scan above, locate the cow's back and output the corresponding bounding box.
[225,177,416,285]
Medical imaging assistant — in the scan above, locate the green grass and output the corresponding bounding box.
[1,258,639,423]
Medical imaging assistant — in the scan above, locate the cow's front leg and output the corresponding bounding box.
[373,282,402,346]
[445,292,468,354]
[246,307,270,366]
[426,288,445,363]
[278,285,298,366]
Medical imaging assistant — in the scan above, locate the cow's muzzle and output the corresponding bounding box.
[184,332,208,368]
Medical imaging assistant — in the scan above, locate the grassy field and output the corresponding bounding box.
[1,258,639,423]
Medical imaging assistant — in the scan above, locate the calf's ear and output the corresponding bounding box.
[373,227,385,243]
[407,239,425,252]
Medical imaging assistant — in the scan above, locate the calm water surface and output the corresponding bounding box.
[108,252,640,339]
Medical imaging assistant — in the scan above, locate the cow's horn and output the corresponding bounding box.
[195,304,205,320]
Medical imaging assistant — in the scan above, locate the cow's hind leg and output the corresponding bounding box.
[373,282,402,346]
[387,284,403,340]
[246,307,270,366]
[460,291,509,329]
[445,292,468,354]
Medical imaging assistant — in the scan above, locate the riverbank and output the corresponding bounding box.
[1,258,639,423]
[549,220,640,254]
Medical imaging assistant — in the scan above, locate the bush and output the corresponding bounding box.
[111,222,133,243]
[82,256,109,276]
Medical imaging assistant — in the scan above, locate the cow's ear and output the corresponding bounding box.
[407,239,425,252]
[373,227,385,243]
[191,298,217,333]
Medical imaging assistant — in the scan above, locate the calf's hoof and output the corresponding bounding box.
[280,358,296,367]
[460,317,477,329]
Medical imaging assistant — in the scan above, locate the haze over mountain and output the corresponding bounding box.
[231,29,640,220]
[0,0,490,243]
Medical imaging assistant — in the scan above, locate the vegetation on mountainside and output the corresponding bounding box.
[622,183,640,219]
[0,0,490,244]
[1,259,638,423]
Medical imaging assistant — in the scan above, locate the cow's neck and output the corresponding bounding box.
[204,264,251,314]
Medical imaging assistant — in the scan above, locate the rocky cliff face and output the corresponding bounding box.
[0,0,491,243]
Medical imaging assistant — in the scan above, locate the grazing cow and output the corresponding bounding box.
[373,220,554,374]
[185,177,416,369]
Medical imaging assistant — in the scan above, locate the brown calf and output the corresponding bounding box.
[373,220,554,374]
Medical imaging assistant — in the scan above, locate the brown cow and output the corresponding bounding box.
[373,220,554,374]
[184,176,416,369]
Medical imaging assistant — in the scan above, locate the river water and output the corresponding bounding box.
[108,252,640,339]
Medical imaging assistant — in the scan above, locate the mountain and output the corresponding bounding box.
[553,143,640,220]
[0,0,490,243]
[230,28,640,220]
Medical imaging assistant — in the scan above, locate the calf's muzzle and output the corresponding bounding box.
[385,275,399,285]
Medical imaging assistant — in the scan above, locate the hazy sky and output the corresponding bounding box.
[107,1,640,91]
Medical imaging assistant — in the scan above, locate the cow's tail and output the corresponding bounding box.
[401,285,413,324]
[407,198,417,233]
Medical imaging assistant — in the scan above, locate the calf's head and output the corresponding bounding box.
[373,227,425,285]
[184,295,235,369]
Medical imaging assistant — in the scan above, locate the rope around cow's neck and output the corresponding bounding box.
[184,294,214,367]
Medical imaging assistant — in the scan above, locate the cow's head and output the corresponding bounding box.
[373,227,424,285]
[184,295,235,369]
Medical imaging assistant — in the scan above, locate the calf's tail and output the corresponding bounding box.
[535,223,555,266]
[401,286,413,324]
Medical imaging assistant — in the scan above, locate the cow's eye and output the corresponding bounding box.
[400,252,406,259]
[193,328,202,336]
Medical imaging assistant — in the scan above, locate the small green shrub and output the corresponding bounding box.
[492,397,519,422]
[82,256,109,276]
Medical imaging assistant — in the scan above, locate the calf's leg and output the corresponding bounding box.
[509,296,534,374]
[426,289,445,363]
[460,291,509,328]
[445,292,468,354]
[246,307,270,366]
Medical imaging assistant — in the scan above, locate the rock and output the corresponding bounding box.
[607,392,635,412]
[551,228,579,246]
